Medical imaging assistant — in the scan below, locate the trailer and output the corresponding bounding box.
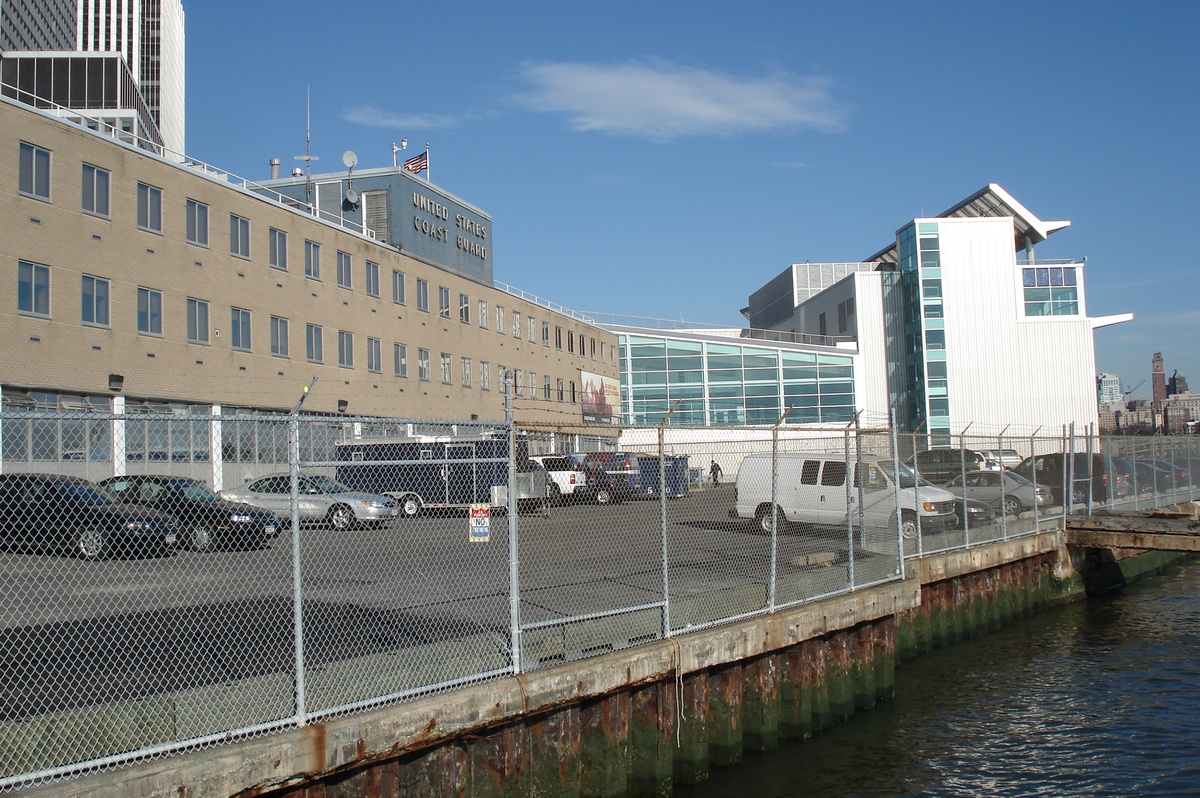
[334,435,546,517]
[627,454,690,499]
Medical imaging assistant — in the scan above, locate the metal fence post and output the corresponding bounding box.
[505,371,522,674]
[958,425,971,545]
[890,410,904,570]
[1030,426,1041,535]
[768,409,789,611]
[659,401,681,636]
[287,410,307,725]
[287,380,314,725]
[844,413,861,588]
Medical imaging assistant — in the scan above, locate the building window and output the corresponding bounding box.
[818,312,827,336]
[1022,267,1080,316]
[303,241,321,279]
[137,287,162,335]
[137,183,162,233]
[556,378,565,402]
[81,163,110,217]
[440,352,452,384]
[543,375,552,400]
[461,357,472,387]
[567,332,574,354]
[187,298,209,344]
[542,322,550,347]
[270,316,288,357]
[479,300,488,329]
[394,343,408,377]
[81,275,110,327]
[306,324,323,363]
[555,326,562,350]
[231,307,252,351]
[570,380,577,404]
[512,311,521,338]
[578,333,586,355]
[418,348,431,381]
[416,279,429,312]
[365,261,380,297]
[438,286,451,318]
[230,214,250,259]
[459,293,470,324]
[338,330,354,368]
[367,337,381,373]
[18,261,50,317]
[392,270,406,304]
[514,370,523,396]
[335,251,352,289]
[529,317,537,342]
[186,199,208,246]
[528,372,537,398]
[590,338,597,360]
[496,305,504,333]
[481,361,491,390]
[269,228,287,270]
[19,142,50,200]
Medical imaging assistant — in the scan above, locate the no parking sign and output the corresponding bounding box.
[469,504,490,543]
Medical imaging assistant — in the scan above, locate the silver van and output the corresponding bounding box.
[732,452,957,539]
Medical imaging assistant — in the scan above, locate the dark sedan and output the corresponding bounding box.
[0,473,178,560]
[98,475,278,552]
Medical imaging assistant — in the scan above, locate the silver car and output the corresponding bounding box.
[941,470,1052,516]
[220,473,399,530]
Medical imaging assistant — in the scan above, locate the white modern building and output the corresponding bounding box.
[745,184,1133,440]
[1097,372,1122,405]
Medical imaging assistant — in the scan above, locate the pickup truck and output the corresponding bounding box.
[533,455,620,505]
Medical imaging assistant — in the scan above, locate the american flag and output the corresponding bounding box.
[403,151,428,174]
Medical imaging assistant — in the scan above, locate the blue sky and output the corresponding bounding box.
[185,1,1199,400]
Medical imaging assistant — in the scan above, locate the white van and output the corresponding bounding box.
[732,452,957,538]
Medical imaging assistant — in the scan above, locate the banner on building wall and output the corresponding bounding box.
[581,371,620,425]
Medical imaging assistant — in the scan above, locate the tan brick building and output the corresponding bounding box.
[1,96,620,452]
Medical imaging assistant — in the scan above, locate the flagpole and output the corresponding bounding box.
[425,143,430,182]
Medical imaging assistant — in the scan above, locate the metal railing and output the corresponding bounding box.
[1,396,1197,790]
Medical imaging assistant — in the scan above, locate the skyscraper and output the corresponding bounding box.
[1098,372,1122,405]
[0,0,184,157]
[1152,352,1166,412]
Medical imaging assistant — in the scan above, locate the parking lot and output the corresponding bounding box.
[0,485,909,720]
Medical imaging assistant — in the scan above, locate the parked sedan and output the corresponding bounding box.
[220,473,400,530]
[950,497,995,529]
[0,473,178,560]
[98,475,278,552]
[1116,459,1175,494]
[941,470,1053,516]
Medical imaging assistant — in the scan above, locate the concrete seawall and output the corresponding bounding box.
[20,531,1191,797]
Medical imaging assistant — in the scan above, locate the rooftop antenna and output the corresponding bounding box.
[293,86,318,208]
[342,150,359,209]
[391,138,408,169]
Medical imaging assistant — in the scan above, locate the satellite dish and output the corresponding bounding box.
[345,188,360,205]
[342,151,358,169]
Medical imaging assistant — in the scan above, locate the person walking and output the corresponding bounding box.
[709,459,723,486]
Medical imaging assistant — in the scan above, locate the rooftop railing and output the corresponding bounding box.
[1,83,375,239]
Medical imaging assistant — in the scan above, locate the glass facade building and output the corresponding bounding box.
[614,330,855,427]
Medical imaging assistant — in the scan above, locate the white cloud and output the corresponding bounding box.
[516,59,845,140]
[342,106,461,130]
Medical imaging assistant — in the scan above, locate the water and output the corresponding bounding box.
[679,559,1200,797]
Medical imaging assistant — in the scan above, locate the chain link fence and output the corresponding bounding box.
[2,395,1198,789]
